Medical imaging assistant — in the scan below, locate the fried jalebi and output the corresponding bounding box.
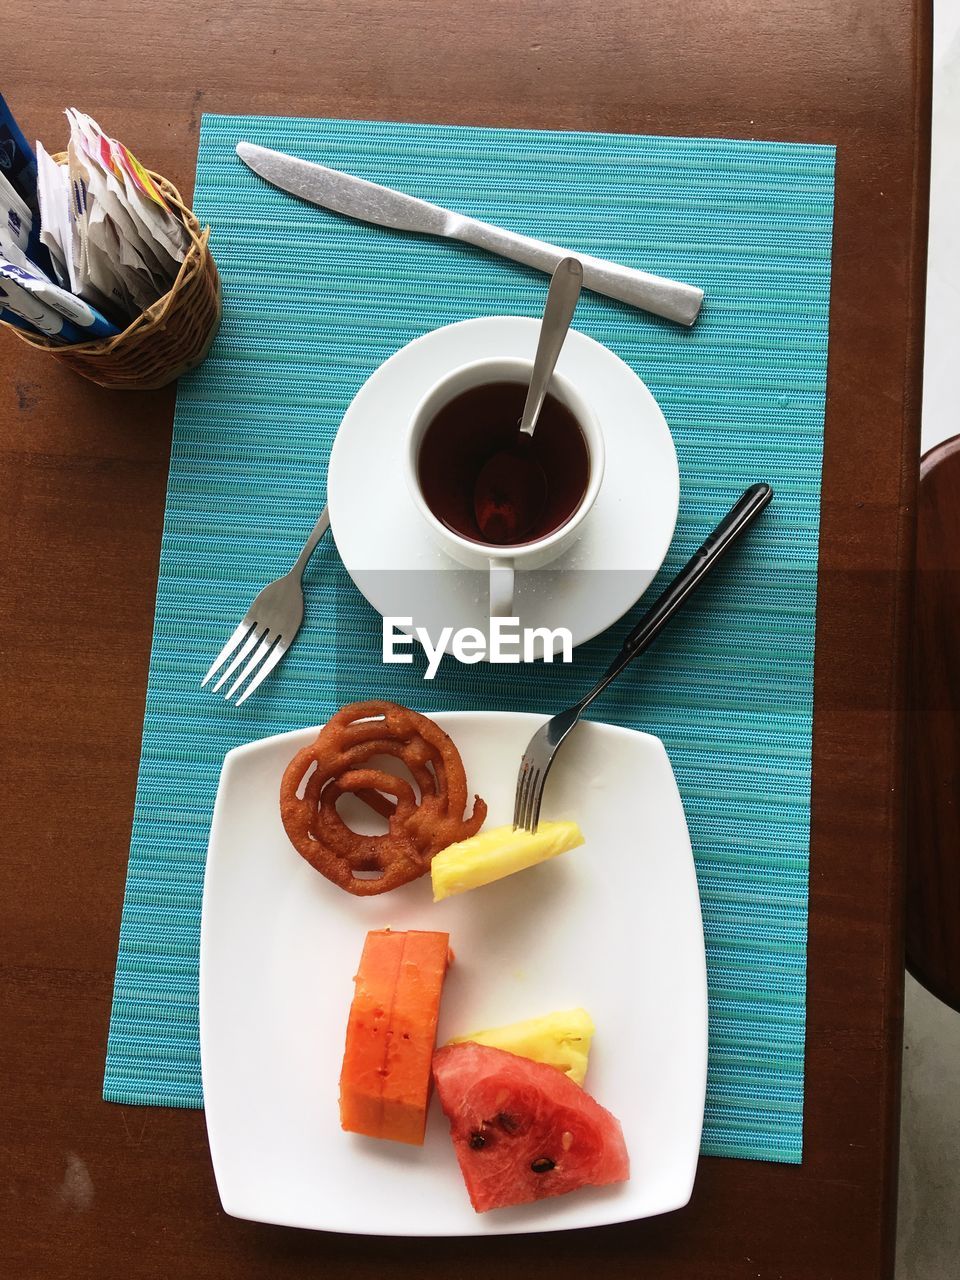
[279,700,487,895]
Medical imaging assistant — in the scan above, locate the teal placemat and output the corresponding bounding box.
[104,113,834,1166]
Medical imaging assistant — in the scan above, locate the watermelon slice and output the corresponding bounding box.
[432,1042,629,1212]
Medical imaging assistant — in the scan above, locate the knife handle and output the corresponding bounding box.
[452,218,703,326]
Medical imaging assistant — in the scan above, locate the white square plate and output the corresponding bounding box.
[200,711,707,1235]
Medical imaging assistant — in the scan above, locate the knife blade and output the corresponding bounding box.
[236,141,703,326]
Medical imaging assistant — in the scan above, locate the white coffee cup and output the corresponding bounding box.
[405,356,605,619]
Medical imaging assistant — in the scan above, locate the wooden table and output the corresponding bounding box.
[1,3,929,1277]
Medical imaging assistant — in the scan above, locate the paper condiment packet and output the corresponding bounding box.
[0,168,34,262]
[66,136,133,321]
[35,141,72,288]
[66,109,171,285]
[67,109,187,274]
[0,96,196,343]
[0,257,120,342]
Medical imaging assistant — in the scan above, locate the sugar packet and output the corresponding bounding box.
[67,110,187,276]
[0,96,195,346]
[0,257,120,343]
[35,140,73,288]
[0,90,39,213]
[0,166,34,263]
[0,92,56,275]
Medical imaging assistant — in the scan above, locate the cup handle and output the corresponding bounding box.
[489,558,515,619]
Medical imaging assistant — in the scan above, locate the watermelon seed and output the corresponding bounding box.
[530,1157,556,1174]
[468,1132,487,1150]
[497,1112,520,1133]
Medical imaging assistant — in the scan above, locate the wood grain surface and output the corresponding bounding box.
[907,437,960,1013]
[0,2,930,1277]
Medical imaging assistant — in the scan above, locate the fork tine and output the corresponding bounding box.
[527,768,545,833]
[212,623,265,692]
[516,763,536,834]
[201,620,253,687]
[224,632,276,701]
[513,760,530,829]
[233,638,287,706]
[523,767,542,833]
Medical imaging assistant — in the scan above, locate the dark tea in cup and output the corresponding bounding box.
[416,381,590,547]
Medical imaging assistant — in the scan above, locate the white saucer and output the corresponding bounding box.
[327,318,679,652]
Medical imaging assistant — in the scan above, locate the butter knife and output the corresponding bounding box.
[236,141,703,326]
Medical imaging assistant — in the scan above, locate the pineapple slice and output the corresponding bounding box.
[448,1008,596,1085]
[430,821,584,901]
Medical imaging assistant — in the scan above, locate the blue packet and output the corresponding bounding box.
[0,91,55,275]
[0,302,50,337]
[0,90,39,213]
[0,258,120,343]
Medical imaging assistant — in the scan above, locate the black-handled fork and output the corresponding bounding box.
[513,483,774,832]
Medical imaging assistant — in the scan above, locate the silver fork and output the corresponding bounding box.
[513,484,773,831]
[201,507,331,704]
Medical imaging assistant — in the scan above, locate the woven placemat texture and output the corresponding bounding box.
[103,113,835,1166]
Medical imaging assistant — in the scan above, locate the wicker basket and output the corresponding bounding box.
[4,158,221,390]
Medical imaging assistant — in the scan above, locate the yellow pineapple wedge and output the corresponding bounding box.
[448,1008,596,1085]
[430,821,585,901]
